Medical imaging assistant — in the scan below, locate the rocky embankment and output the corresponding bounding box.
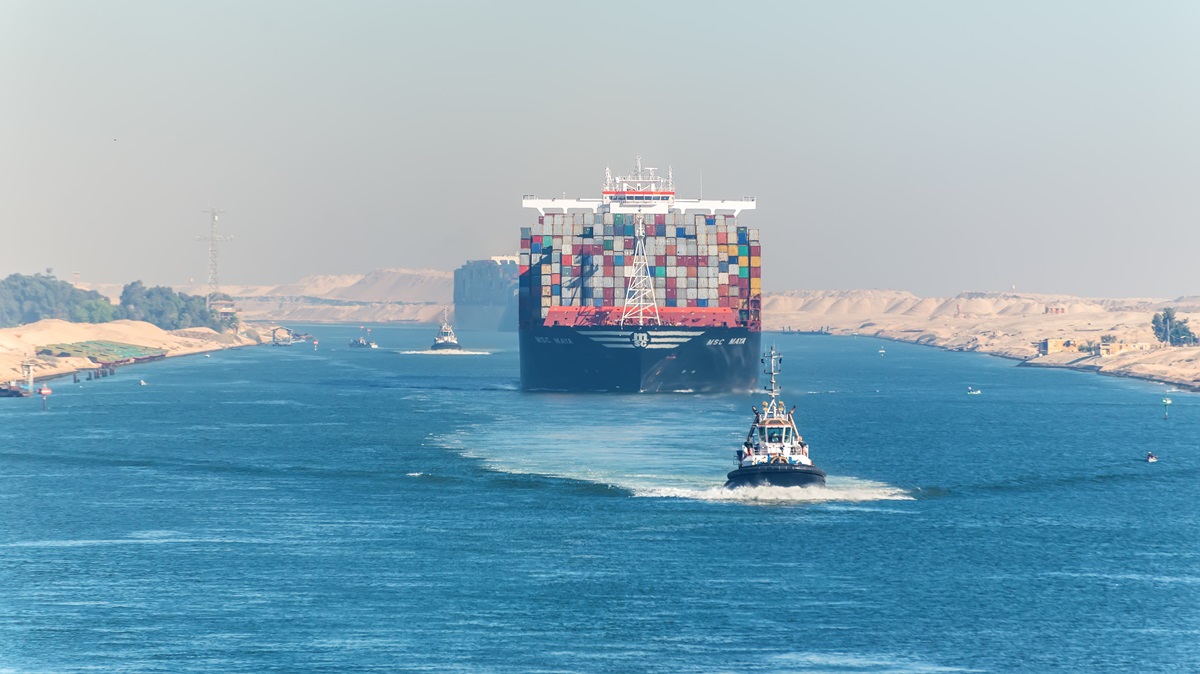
[762,289,1200,391]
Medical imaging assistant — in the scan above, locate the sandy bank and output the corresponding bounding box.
[0,319,263,383]
[764,290,1200,391]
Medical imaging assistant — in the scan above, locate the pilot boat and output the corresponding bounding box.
[431,309,462,351]
[725,346,827,489]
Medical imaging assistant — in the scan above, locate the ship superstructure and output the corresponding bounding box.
[518,157,761,392]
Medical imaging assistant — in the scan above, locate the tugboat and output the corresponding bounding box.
[431,309,462,351]
[349,327,378,349]
[725,346,827,489]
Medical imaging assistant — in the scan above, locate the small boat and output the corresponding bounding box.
[725,346,827,489]
[878,348,886,355]
[1147,452,1158,463]
[967,386,982,395]
[349,327,378,349]
[139,380,148,386]
[431,309,462,351]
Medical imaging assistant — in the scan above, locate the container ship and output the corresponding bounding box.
[519,157,761,392]
[453,256,519,331]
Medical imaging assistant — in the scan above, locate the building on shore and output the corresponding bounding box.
[453,256,519,331]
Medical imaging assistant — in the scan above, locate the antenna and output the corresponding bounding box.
[196,207,232,311]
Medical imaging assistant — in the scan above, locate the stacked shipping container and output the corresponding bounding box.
[518,212,761,330]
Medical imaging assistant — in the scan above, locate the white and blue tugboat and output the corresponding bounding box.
[431,309,462,351]
[725,346,827,489]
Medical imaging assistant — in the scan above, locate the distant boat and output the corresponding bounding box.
[878,348,886,355]
[139,380,148,386]
[1147,452,1158,463]
[431,309,462,351]
[350,327,378,349]
[967,386,982,395]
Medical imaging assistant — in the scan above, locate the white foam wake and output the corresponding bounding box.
[631,477,914,504]
[399,349,492,355]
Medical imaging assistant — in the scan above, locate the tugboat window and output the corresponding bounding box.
[766,428,784,443]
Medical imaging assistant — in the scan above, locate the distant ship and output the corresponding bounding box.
[518,157,761,392]
[454,257,519,331]
[431,309,462,351]
[725,346,827,489]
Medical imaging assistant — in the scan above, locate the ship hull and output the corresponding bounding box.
[431,342,462,351]
[725,464,827,489]
[519,325,760,393]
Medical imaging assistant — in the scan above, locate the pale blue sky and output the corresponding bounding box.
[3,1,1197,297]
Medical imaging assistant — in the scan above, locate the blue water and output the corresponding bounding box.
[2,327,1198,673]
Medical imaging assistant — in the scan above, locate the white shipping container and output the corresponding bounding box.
[666,266,677,278]
[603,213,614,225]
[729,264,739,276]
[520,253,530,265]
[562,243,572,255]
[687,277,697,289]
[655,278,666,288]
[677,299,688,308]
[686,288,696,300]
[623,265,633,276]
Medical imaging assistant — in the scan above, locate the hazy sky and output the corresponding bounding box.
[3,1,1197,298]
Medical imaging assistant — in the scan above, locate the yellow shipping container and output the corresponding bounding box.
[750,256,761,267]
[726,244,739,257]
[738,256,749,267]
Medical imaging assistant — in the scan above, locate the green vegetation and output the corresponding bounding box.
[1151,308,1196,346]
[118,281,231,331]
[0,273,116,327]
[0,273,234,331]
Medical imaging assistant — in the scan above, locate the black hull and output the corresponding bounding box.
[519,325,760,393]
[431,342,462,351]
[725,464,827,489]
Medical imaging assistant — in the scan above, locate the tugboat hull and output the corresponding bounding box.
[431,342,462,351]
[725,464,826,489]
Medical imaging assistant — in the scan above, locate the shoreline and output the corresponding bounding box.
[784,330,1200,393]
[1,319,267,389]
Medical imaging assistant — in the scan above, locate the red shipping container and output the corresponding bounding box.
[625,237,635,249]
[666,245,676,256]
[750,245,761,256]
[562,255,573,266]
[687,267,697,278]
[718,297,729,307]
[750,267,760,278]
[716,232,727,245]
[519,265,529,275]
[666,287,677,299]
[656,255,666,266]
[551,274,560,285]
[538,216,544,225]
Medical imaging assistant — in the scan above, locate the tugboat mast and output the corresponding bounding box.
[762,346,783,417]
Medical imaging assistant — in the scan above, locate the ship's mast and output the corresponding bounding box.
[620,212,660,328]
[762,345,783,416]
